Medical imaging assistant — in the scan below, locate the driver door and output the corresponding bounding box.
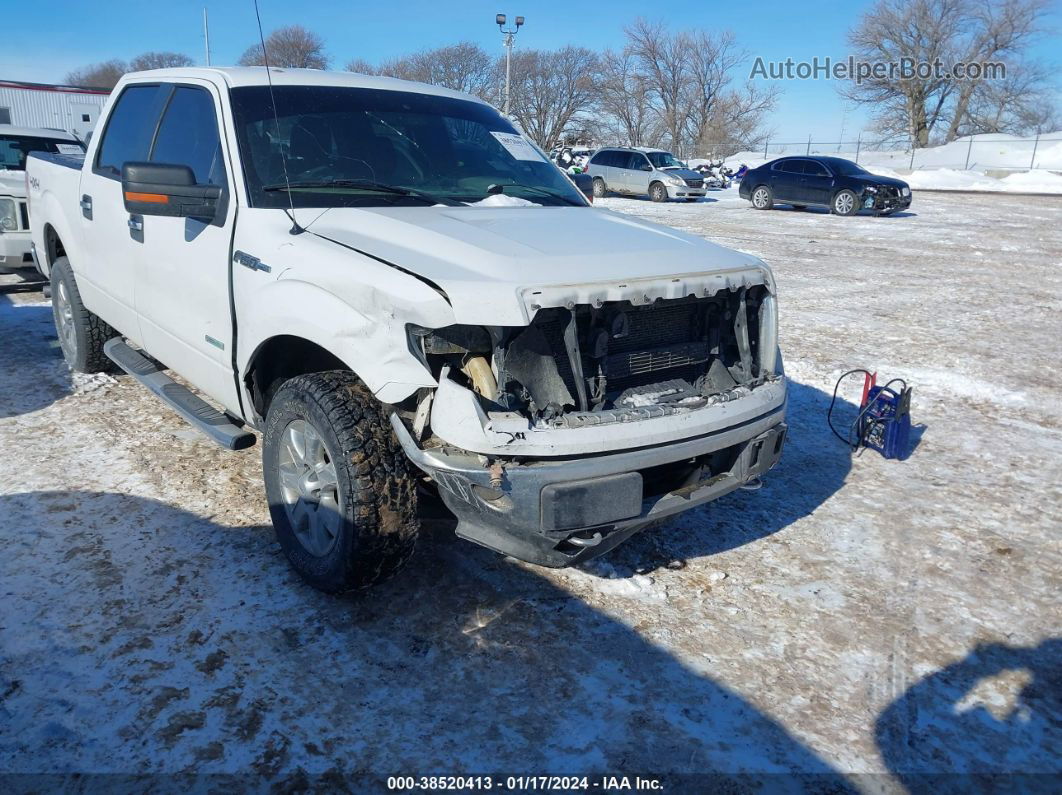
[132,82,239,411]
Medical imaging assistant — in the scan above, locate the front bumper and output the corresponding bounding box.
[0,230,34,273]
[391,400,787,568]
[863,190,911,212]
[666,183,707,199]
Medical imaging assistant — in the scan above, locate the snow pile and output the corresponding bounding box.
[465,194,541,208]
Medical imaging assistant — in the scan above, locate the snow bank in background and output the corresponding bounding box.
[1001,170,1062,192]
[871,167,1062,193]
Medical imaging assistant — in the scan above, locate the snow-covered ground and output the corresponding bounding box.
[1,191,1060,788]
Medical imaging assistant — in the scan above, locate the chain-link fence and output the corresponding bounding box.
[701,132,1062,172]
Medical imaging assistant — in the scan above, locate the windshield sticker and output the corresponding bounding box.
[56,144,84,155]
[490,132,546,162]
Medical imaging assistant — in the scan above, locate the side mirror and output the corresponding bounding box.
[121,162,221,221]
[569,172,594,203]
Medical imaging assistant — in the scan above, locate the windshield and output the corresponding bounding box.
[229,86,586,208]
[832,160,869,176]
[645,151,684,169]
[0,135,84,171]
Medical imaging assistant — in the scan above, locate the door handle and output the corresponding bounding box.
[80,194,92,220]
[127,216,143,232]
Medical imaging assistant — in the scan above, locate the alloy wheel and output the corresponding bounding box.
[277,419,342,557]
[55,280,77,361]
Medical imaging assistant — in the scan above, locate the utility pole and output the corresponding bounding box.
[203,7,211,66]
[496,13,524,116]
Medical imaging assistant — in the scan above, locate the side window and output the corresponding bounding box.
[95,85,166,176]
[589,151,607,166]
[151,87,224,185]
[633,154,652,170]
[0,107,11,125]
[782,160,806,174]
[805,160,829,177]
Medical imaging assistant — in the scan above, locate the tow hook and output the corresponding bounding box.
[488,461,504,489]
[740,477,764,491]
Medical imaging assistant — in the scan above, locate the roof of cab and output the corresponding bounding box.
[119,67,490,106]
[0,124,81,141]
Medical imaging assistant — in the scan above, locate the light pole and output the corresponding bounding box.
[496,13,524,116]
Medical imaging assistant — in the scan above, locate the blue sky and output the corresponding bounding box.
[3,0,1060,140]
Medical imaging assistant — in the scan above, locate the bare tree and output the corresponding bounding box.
[595,48,654,146]
[239,25,330,69]
[696,84,779,157]
[962,62,1061,135]
[621,19,776,157]
[366,42,496,100]
[624,19,690,152]
[344,58,378,75]
[942,0,1052,140]
[65,59,128,90]
[506,47,600,150]
[129,52,194,72]
[842,0,1052,146]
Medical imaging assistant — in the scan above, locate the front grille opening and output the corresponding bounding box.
[640,445,742,499]
[495,285,770,420]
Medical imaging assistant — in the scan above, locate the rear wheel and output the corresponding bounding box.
[832,189,859,216]
[751,185,773,210]
[592,177,607,198]
[649,182,668,203]
[263,371,419,592]
[49,256,118,373]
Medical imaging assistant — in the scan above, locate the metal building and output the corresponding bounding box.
[0,80,110,139]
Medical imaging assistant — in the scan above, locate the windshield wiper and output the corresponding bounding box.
[263,179,462,206]
[487,182,585,206]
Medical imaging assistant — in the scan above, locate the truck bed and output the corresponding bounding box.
[26,150,87,278]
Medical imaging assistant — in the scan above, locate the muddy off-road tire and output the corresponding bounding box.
[50,256,119,373]
[263,371,419,592]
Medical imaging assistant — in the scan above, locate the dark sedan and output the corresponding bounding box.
[738,156,911,216]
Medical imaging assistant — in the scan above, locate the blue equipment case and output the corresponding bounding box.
[860,385,912,460]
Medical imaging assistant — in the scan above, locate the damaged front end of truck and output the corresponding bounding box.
[391,268,788,567]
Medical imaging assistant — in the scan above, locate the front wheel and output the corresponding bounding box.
[592,177,607,198]
[832,189,859,216]
[263,371,419,592]
[50,256,118,373]
[649,182,668,203]
[751,185,773,210]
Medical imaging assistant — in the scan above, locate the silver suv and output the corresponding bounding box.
[587,147,706,202]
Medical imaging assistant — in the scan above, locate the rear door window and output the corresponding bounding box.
[94,84,169,177]
[151,86,225,185]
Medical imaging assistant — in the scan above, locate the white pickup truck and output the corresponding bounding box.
[28,67,787,592]
[1,125,84,275]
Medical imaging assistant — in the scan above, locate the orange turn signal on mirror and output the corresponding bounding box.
[125,191,169,204]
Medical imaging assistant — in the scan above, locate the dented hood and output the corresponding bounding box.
[307,206,768,326]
